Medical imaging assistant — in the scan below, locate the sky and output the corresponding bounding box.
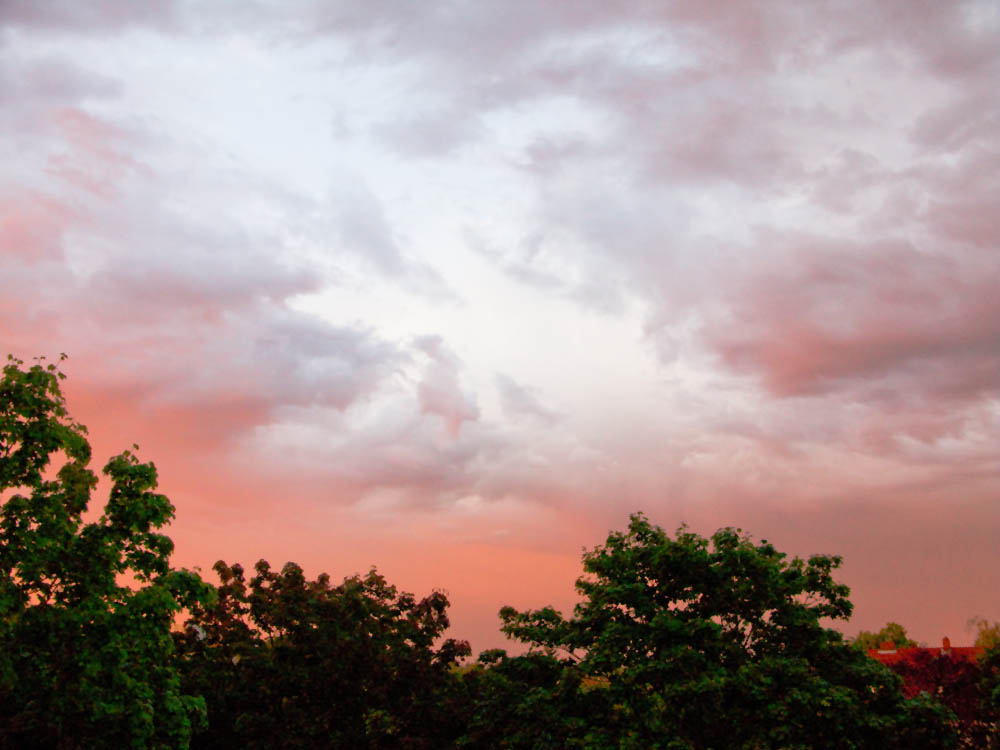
[2,0,999,652]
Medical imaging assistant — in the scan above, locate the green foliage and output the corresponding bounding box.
[970,617,1000,652]
[0,355,213,749]
[495,513,957,749]
[852,622,918,652]
[0,357,974,747]
[458,649,609,749]
[176,559,471,749]
[976,645,1000,748]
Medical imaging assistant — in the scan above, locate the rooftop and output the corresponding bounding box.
[868,637,983,666]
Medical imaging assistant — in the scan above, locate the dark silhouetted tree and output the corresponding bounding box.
[457,648,610,749]
[891,649,989,748]
[177,559,471,749]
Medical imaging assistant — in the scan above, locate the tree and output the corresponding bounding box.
[497,513,956,749]
[852,622,918,652]
[890,649,988,748]
[0,355,212,749]
[457,649,607,749]
[970,618,1000,652]
[176,559,471,749]
[977,645,1000,748]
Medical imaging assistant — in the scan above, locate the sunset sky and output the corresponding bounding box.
[3,1,999,652]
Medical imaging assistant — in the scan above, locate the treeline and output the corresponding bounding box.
[2,356,999,749]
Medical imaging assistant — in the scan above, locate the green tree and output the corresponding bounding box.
[176,559,471,749]
[978,644,1000,748]
[458,649,607,749]
[496,513,955,749]
[852,622,918,652]
[969,617,1000,651]
[0,355,212,749]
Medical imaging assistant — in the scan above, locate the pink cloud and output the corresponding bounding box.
[710,233,1000,404]
[415,336,480,438]
[0,0,179,33]
[44,107,149,197]
[3,0,999,656]
[0,193,78,261]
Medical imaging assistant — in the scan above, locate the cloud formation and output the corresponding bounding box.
[3,0,999,652]
[495,373,559,425]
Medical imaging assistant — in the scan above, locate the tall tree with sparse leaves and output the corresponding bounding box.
[0,355,213,750]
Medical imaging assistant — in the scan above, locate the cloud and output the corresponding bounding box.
[5,0,1000,653]
[0,94,406,457]
[911,93,1000,153]
[414,336,480,438]
[494,373,558,425]
[709,233,998,395]
[325,176,455,298]
[0,193,78,261]
[0,0,180,34]
[0,57,121,106]
[372,102,485,158]
[332,181,407,276]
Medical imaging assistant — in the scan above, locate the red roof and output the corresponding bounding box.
[868,637,983,666]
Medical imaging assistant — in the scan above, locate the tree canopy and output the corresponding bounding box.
[4,356,989,748]
[852,622,918,652]
[0,355,212,749]
[970,617,1000,652]
[175,559,471,749]
[496,513,956,749]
